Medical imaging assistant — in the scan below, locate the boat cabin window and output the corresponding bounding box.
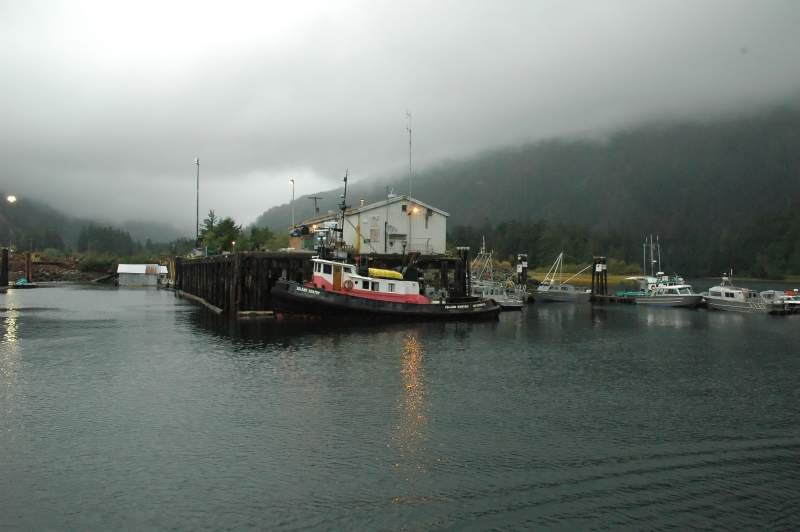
[362,280,370,289]
[371,282,380,291]
[388,283,395,293]
[710,290,721,296]
[344,267,353,274]
[323,264,332,274]
[667,289,678,294]
[561,286,569,291]
[725,292,735,298]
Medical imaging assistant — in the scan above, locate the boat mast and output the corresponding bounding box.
[642,238,647,276]
[657,234,662,273]
[338,170,349,256]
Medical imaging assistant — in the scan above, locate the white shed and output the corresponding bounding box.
[117,264,160,287]
[298,195,449,255]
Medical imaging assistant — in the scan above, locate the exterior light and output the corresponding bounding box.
[231,241,236,246]
[6,195,17,203]
[411,206,419,214]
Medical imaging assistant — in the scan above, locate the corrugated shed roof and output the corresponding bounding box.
[117,264,160,275]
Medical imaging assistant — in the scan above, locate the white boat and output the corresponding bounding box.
[616,235,701,307]
[534,253,591,303]
[759,290,800,314]
[470,237,526,311]
[620,274,703,307]
[702,274,781,314]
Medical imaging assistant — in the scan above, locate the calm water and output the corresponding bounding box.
[1,285,799,530]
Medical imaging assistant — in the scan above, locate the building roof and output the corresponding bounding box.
[298,195,449,227]
[117,264,160,275]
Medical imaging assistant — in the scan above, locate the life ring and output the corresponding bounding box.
[343,279,354,290]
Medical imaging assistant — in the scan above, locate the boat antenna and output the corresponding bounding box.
[406,110,412,196]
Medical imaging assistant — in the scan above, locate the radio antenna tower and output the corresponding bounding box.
[406,110,412,196]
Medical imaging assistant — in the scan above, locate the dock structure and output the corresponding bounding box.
[174,250,470,317]
[1,248,8,287]
[590,255,635,304]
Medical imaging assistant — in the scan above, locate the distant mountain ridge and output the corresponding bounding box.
[0,194,187,249]
[256,104,800,233]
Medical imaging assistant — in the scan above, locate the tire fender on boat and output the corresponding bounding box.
[343,279,354,290]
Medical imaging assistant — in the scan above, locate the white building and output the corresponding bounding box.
[117,264,161,287]
[297,195,449,255]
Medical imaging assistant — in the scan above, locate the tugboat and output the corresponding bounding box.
[271,257,501,319]
[270,171,501,320]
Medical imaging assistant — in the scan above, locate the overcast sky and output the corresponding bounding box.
[2,0,799,233]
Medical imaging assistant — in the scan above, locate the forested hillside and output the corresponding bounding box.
[0,195,185,251]
[256,105,800,277]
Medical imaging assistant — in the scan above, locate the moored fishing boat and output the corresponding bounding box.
[618,274,703,307]
[534,252,591,303]
[615,235,701,307]
[470,238,525,310]
[702,274,783,314]
[271,257,501,319]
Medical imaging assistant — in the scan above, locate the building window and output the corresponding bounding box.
[371,282,380,291]
[401,204,407,212]
[388,283,395,293]
[323,264,332,274]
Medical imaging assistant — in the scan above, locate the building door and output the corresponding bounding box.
[333,265,342,290]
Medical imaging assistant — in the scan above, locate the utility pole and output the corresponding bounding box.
[406,110,412,196]
[194,157,200,241]
[289,178,295,228]
[308,195,324,214]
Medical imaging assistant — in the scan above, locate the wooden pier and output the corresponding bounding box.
[174,250,470,317]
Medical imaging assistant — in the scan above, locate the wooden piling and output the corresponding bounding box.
[0,248,8,287]
[24,252,32,282]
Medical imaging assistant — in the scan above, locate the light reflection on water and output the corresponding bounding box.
[394,335,427,477]
[1,287,799,530]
